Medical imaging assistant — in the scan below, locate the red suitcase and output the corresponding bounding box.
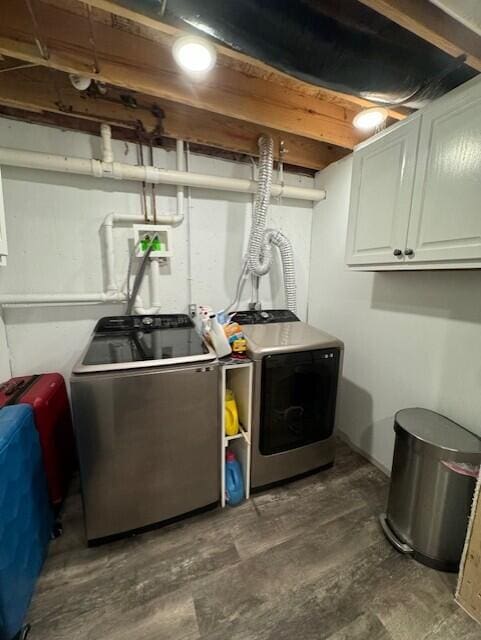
[0,373,76,506]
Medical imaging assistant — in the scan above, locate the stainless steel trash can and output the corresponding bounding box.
[380,408,481,572]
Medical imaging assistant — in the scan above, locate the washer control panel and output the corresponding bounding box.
[95,314,193,332]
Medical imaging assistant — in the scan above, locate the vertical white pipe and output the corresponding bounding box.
[149,258,161,310]
[133,294,148,315]
[102,213,147,295]
[100,123,114,163]
[104,216,117,292]
[185,142,194,308]
[176,139,185,219]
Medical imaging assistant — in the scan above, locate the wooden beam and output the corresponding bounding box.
[0,0,366,149]
[0,106,322,176]
[78,0,406,120]
[0,67,347,169]
[357,0,481,72]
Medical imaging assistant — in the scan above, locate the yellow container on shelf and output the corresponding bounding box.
[225,389,240,436]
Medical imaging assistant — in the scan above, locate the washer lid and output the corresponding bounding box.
[72,314,216,373]
[395,408,481,454]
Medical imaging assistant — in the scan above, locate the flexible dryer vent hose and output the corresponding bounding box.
[246,135,296,312]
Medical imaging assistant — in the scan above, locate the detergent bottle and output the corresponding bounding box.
[225,389,240,436]
[225,449,245,506]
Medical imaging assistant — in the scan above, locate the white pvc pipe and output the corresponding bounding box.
[104,219,116,292]
[0,147,325,202]
[175,139,185,226]
[100,123,113,164]
[185,142,194,308]
[0,292,126,304]
[148,258,161,313]
[0,126,323,308]
[102,213,145,293]
[2,212,144,307]
[9,210,169,309]
[131,139,186,313]
[133,297,150,315]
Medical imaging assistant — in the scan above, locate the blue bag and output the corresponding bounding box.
[0,405,52,640]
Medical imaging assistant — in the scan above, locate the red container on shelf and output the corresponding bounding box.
[0,373,76,505]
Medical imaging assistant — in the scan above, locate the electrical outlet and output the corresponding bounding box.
[133,224,173,258]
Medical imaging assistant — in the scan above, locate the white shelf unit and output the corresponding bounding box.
[220,361,253,508]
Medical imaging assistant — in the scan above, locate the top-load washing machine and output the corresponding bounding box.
[231,310,343,489]
[71,314,219,543]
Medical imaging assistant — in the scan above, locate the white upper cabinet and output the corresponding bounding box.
[346,118,420,266]
[407,81,481,264]
[345,76,481,270]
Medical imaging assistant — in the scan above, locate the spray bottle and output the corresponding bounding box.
[206,314,231,358]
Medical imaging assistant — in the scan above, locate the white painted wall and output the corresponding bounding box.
[431,0,481,37]
[0,117,314,381]
[309,156,481,473]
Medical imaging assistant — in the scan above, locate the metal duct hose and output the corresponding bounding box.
[247,135,274,277]
[264,229,296,313]
[246,135,296,312]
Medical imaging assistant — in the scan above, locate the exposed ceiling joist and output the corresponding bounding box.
[78,0,409,119]
[357,0,481,72]
[0,66,346,170]
[0,0,368,151]
[79,0,407,120]
[0,105,324,175]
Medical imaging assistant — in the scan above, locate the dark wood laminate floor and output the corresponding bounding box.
[27,441,480,640]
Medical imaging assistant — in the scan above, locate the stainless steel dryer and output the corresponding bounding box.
[71,314,219,543]
[231,310,343,489]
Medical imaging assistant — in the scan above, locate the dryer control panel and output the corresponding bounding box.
[231,309,299,325]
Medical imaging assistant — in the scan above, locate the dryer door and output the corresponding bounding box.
[260,348,340,455]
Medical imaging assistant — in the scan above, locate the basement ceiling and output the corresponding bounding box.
[0,0,479,171]
[108,0,476,107]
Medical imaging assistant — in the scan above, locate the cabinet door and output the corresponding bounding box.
[345,118,420,266]
[407,80,481,264]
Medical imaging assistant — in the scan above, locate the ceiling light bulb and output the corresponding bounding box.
[353,107,388,131]
[172,36,217,75]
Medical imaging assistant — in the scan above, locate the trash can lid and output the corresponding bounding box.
[395,408,481,454]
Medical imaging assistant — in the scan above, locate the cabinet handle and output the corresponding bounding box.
[393,249,402,256]
[404,248,414,256]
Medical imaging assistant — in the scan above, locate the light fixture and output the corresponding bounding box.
[69,74,92,91]
[172,35,217,75]
[353,107,388,131]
